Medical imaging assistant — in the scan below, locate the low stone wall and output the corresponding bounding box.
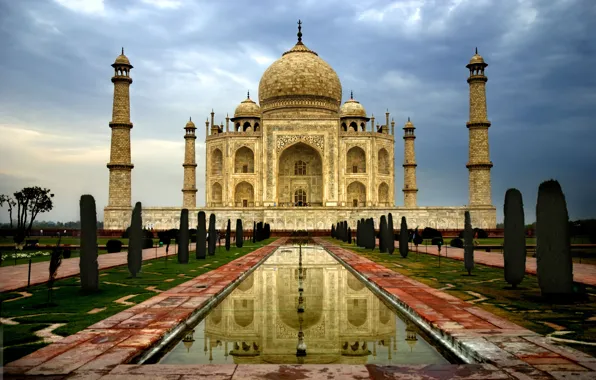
[104,205,496,231]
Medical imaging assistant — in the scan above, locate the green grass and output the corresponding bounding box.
[421,237,592,245]
[0,238,276,365]
[327,238,596,357]
[0,236,161,246]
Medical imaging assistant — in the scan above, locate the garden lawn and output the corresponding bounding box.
[326,238,596,357]
[0,248,113,267]
[0,237,276,365]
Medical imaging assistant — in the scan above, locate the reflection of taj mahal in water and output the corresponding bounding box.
[103,21,496,230]
[161,248,447,365]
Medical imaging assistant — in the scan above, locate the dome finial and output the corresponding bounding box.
[350,90,353,99]
[297,19,303,44]
[247,90,250,99]
[475,47,478,54]
[121,47,124,55]
[189,116,192,121]
[408,116,410,122]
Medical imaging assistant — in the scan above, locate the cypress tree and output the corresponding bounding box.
[178,209,189,264]
[399,216,409,258]
[196,211,207,259]
[208,213,216,256]
[236,219,244,247]
[366,218,375,250]
[336,222,340,240]
[536,180,573,296]
[379,216,388,253]
[331,224,336,238]
[504,188,526,288]
[128,202,143,278]
[79,195,98,292]
[356,220,360,246]
[387,213,395,255]
[252,221,256,243]
[464,211,474,275]
[347,226,352,244]
[225,219,231,251]
[265,223,270,239]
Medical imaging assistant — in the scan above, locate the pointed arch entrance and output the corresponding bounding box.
[277,142,323,206]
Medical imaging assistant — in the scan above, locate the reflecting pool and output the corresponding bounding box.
[157,246,450,365]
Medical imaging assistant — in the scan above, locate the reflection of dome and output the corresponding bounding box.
[347,298,367,327]
[277,267,323,330]
[258,23,342,114]
[210,305,222,324]
[340,94,367,118]
[233,299,254,327]
[347,274,365,291]
[234,94,261,118]
[237,273,254,292]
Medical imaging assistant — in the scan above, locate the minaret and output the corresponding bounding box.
[466,48,493,207]
[107,48,134,210]
[403,118,418,207]
[182,117,197,208]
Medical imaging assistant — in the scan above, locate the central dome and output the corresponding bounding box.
[258,28,342,115]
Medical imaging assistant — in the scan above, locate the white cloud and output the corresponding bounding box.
[53,0,105,15]
[140,0,183,9]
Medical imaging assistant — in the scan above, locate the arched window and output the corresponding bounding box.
[294,189,307,205]
[294,160,307,175]
[341,122,347,131]
[349,121,357,131]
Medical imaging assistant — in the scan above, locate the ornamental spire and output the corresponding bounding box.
[350,90,353,99]
[297,19,302,44]
[247,90,250,99]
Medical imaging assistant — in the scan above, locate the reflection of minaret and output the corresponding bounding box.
[182,118,197,208]
[296,243,307,357]
[182,329,195,353]
[466,48,493,207]
[107,48,134,212]
[403,117,418,207]
[405,323,418,352]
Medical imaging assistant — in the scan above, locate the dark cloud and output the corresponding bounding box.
[0,0,594,223]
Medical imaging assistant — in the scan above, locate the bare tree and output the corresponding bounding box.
[13,187,54,237]
[0,194,16,229]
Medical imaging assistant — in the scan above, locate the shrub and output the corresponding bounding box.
[79,194,98,292]
[196,211,206,259]
[121,227,131,239]
[422,227,441,240]
[474,228,488,239]
[449,237,463,248]
[387,214,395,254]
[62,248,72,259]
[536,180,573,296]
[142,238,153,249]
[504,188,526,288]
[178,209,189,264]
[458,230,464,239]
[399,216,409,258]
[106,239,123,253]
[189,228,197,243]
[347,227,352,244]
[331,224,336,238]
[127,202,143,278]
[431,236,444,246]
[379,216,388,253]
[464,211,474,275]
[143,229,154,239]
[413,228,423,248]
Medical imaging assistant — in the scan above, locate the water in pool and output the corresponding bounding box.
[157,246,450,365]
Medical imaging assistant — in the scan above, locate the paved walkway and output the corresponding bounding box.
[412,243,596,287]
[0,243,196,293]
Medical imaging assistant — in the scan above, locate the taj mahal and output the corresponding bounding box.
[103,22,496,231]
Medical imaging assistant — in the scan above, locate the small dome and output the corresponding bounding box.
[404,117,415,129]
[113,48,132,66]
[185,117,195,129]
[234,94,261,118]
[340,95,367,118]
[468,48,486,66]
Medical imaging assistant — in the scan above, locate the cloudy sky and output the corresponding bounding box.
[0,0,594,224]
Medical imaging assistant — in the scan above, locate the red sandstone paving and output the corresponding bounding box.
[412,243,596,287]
[0,243,196,292]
